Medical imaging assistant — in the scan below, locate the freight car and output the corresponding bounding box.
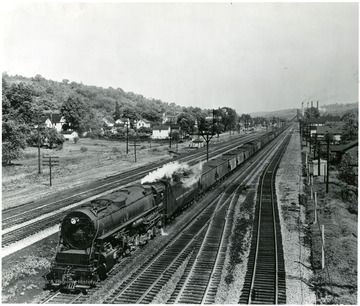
[45,127,286,291]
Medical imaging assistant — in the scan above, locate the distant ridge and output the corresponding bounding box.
[250,102,358,119]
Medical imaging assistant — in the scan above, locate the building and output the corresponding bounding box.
[61,131,79,141]
[192,138,205,148]
[162,113,178,124]
[316,125,344,143]
[102,117,115,128]
[50,114,67,132]
[152,125,171,139]
[136,119,151,129]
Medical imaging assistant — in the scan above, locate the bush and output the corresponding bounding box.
[80,146,88,153]
[74,136,80,144]
[112,147,120,154]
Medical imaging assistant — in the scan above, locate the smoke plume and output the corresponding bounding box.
[141,161,205,187]
[141,161,190,184]
[180,161,204,188]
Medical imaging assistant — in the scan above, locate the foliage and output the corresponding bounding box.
[239,114,253,128]
[338,152,358,186]
[177,112,196,136]
[137,126,152,134]
[2,120,29,164]
[341,112,358,143]
[2,81,38,124]
[27,127,65,149]
[73,136,80,144]
[80,146,88,153]
[170,129,180,141]
[217,107,238,131]
[60,95,89,131]
[304,106,320,119]
[113,101,122,121]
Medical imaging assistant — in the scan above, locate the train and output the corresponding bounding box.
[44,127,285,291]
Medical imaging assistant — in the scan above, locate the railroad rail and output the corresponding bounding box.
[3,134,259,248]
[95,129,291,304]
[239,132,291,304]
[32,128,291,305]
[103,167,244,304]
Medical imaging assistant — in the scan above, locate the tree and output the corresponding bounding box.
[198,113,216,161]
[2,120,29,164]
[27,127,65,149]
[113,101,122,121]
[177,112,195,136]
[341,112,358,143]
[122,106,140,127]
[239,114,252,129]
[219,107,238,132]
[338,152,358,186]
[60,95,89,131]
[3,82,37,124]
[304,106,320,120]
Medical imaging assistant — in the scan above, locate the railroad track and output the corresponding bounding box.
[38,128,292,305]
[41,289,96,304]
[104,171,242,304]
[239,132,291,304]
[96,129,292,304]
[2,134,260,247]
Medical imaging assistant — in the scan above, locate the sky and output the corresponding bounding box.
[2,2,359,114]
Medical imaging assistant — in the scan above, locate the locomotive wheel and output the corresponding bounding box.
[98,263,107,281]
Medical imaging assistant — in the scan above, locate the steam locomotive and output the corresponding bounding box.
[44,129,284,291]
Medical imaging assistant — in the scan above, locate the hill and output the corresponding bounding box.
[250,102,358,119]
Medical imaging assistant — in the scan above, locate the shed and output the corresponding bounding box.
[312,159,327,176]
[192,138,205,148]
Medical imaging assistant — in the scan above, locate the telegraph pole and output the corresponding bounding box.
[37,112,41,174]
[326,136,330,193]
[126,120,129,154]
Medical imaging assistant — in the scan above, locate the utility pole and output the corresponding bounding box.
[318,139,321,176]
[326,135,330,193]
[126,120,129,154]
[169,124,172,148]
[37,112,41,174]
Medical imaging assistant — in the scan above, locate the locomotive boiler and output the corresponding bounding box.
[45,184,165,290]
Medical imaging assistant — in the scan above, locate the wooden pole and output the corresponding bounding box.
[314,192,317,224]
[49,156,52,187]
[326,140,330,193]
[322,225,325,269]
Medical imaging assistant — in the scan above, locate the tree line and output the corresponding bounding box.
[2,73,249,164]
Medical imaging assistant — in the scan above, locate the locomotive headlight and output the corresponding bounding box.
[70,217,78,225]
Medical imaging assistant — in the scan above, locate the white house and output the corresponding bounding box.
[102,117,115,128]
[136,119,151,129]
[50,114,66,132]
[162,113,178,124]
[115,118,130,127]
[152,125,171,139]
[61,131,79,141]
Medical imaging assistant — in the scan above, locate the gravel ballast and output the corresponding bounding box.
[276,130,316,304]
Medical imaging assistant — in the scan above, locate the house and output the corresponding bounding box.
[316,125,344,143]
[50,113,66,132]
[102,117,115,128]
[162,113,178,124]
[136,119,151,129]
[115,118,130,127]
[61,131,78,141]
[152,125,171,139]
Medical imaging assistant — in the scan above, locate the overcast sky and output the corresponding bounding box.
[2,2,359,114]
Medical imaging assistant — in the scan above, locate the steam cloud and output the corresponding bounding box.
[141,161,204,187]
[141,161,190,184]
